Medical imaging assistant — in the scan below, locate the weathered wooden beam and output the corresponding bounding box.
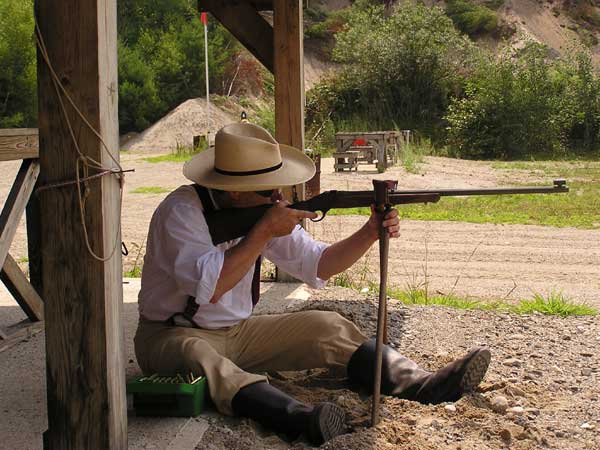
[0,128,39,161]
[198,0,274,73]
[274,0,305,282]
[274,0,305,154]
[0,320,44,353]
[1,253,44,321]
[0,159,40,270]
[35,0,127,449]
[26,180,43,297]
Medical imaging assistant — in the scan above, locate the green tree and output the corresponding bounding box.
[308,1,477,141]
[0,0,36,128]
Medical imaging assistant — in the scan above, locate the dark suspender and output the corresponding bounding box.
[175,185,262,327]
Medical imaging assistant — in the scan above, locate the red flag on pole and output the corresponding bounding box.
[201,12,208,25]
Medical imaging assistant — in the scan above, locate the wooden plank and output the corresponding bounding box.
[199,0,274,73]
[35,0,126,448]
[0,129,39,161]
[0,159,40,269]
[1,253,44,321]
[0,320,44,353]
[274,0,304,282]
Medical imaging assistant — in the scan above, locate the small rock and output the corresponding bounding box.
[508,406,525,415]
[503,358,522,367]
[516,430,534,440]
[580,352,593,357]
[580,422,594,429]
[430,419,442,430]
[444,404,457,412]
[581,368,592,376]
[524,407,540,416]
[506,385,526,397]
[491,396,509,414]
[499,428,512,442]
[337,395,345,403]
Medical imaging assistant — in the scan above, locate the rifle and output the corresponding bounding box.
[203,179,569,245]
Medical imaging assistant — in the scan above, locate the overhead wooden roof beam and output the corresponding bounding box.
[198,0,274,73]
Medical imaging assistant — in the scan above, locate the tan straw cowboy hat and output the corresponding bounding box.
[183,123,315,191]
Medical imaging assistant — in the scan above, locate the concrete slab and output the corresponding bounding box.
[0,277,313,449]
[255,282,313,314]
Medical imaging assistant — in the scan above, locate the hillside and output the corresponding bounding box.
[308,0,600,73]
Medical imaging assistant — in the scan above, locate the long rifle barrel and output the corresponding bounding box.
[389,179,568,198]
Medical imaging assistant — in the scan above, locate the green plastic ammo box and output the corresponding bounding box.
[126,374,207,417]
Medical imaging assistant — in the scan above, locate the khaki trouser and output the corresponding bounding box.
[134,310,368,415]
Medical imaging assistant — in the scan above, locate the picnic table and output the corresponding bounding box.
[334,131,401,173]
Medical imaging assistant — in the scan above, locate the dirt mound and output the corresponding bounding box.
[121,98,238,154]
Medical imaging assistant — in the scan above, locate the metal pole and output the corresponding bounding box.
[371,180,393,426]
[204,18,210,139]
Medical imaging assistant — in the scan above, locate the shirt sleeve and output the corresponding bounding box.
[263,225,330,288]
[154,202,225,306]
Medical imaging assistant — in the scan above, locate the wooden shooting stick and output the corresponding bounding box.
[371,179,396,426]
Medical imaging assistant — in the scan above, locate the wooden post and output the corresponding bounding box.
[274,0,305,282]
[35,0,127,449]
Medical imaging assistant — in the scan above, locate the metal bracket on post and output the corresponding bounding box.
[371,179,397,427]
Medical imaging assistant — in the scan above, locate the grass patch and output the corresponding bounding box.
[144,142,206,163]
[327,182,600,228]
[446,0,499,36]
[124,266,142,278]
[401,139,433,174]
[389,287,492,310]
[513,292,597,317]
[130,186,171,194]
[360,285,597,317]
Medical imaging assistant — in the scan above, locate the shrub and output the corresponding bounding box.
[445,43,600,159]
[446,0,499,37]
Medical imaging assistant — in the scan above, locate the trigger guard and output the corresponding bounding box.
[310,211,326,222]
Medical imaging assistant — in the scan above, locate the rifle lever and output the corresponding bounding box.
[310,210,328,222]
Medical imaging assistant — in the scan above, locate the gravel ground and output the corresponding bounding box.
[199,286,600,450]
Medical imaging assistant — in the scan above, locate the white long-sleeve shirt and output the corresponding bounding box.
[138,185,329,329]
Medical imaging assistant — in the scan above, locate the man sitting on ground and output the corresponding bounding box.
[135,123,491,445]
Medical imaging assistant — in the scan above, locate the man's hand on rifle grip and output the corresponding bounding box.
[255,201,318,239]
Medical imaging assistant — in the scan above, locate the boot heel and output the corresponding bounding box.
[459,348,491,392]
[308,402,346,445]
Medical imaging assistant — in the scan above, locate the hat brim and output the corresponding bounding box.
[183,144,316,191]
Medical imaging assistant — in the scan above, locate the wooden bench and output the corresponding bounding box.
[349,145,375,164]
[333,151,358,172]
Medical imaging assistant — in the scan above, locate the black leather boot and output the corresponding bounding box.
[231,381,346,445]
[347,338,491,404]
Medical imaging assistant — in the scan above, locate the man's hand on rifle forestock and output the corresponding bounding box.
[365,206,400,241]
